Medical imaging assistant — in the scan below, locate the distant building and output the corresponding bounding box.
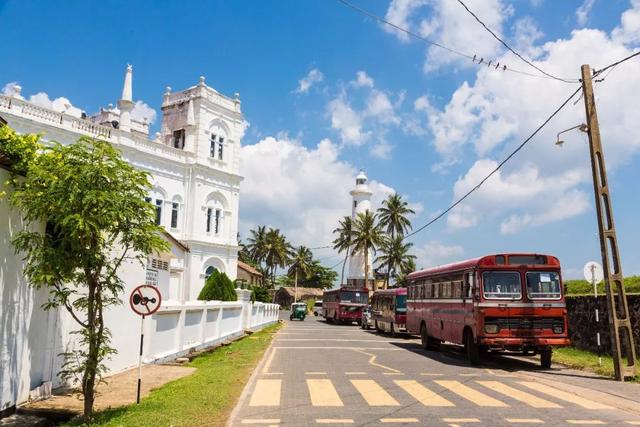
[273,287,324,309]
[236,261,263,288]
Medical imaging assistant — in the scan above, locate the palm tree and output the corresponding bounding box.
[375,236,416,287]
[332,216,353,285]
[377,193,415,288]
[350,211,385,291]
[264,228,292,287]
[247,225,268,266]
[288,246,314,302]
[395,257,416,287]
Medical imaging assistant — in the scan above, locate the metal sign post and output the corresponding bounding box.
[129,285,162,404]
[584,261,604,366]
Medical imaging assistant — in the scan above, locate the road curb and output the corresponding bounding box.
[226,321,284,427]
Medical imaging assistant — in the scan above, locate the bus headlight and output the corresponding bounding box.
[484,324,499,334]
[553,325,564,334]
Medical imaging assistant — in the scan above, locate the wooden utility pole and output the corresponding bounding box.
[581,64,637,380]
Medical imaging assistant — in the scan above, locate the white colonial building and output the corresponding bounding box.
[0,67,279,412]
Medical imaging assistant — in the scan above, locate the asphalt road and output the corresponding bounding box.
[229,313,640,427]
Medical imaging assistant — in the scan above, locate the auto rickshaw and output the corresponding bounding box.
[290,302,307,321]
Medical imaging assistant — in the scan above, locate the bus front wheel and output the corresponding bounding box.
[465,330,481,366]
[420,324,439,351]
[540,348,552,369]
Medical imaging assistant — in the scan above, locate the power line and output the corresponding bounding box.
[593,50,640,76]
[455,0,578,83]
[404,85,582,239]
[336,0,578,83]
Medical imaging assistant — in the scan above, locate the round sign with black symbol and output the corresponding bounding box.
[129,285,162,316]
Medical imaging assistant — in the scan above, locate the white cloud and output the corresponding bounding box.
[370,141,393,159]
[612,0,640,45]
[418,1,640,235]
[130,100,157,124]
[295,68,324,94]
[414,240,465,269]
[328,95,369,145]
[352,71,374,88]
[383,0,427,42]
[2,82,23,99]
[364,90,399,125]
[239,135,415,252]
[576,0,596,26]
[29,92,83,118]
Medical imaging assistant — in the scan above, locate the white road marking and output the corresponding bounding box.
[249,379,281,407]
[395,380,455,407]
[261,347,277,374]
[476,381,561,408]
[517,381,613,409]
[435,380,508,407]
[351,379,400,406]
[307,379,344,407]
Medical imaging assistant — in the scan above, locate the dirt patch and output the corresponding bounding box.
[23,364,196,415]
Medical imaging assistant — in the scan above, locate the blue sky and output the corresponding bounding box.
[2,0,640,279]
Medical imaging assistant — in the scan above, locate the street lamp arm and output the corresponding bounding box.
[555,123,588,146]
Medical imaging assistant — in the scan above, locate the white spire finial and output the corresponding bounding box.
[121,64,133,102]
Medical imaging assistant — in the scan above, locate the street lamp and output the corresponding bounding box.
[555,123,589,146]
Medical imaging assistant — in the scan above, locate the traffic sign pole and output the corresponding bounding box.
[129,284,162,405]
[137,314,145,404]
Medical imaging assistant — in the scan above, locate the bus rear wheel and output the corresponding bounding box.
[465,330,481,366]
[390,323,397,338]
[540,348,552,369]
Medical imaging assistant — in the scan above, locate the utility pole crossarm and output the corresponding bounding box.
[581,64,637,380]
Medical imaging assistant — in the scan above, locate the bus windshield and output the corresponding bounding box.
[482,271,521,299]
[526,272,562,299]
[340,291,368,304]
[395,295,407,313]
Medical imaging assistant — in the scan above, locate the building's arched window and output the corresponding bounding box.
[170,195,182,230]
[204,192,227,236]
[205,266,217,282]
[146,187,167,226]
[209,123,228,161]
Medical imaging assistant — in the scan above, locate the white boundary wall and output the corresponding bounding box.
[0,170,279,411]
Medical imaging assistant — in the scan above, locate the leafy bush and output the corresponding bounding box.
[198,270,237,301]
[564,275,640,295]
[251,286,271,303]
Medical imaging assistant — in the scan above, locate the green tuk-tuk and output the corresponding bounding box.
[290,302,307,321]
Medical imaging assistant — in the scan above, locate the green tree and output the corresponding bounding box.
[376,236,417,287]
[288,246,314,302]
[395,257,417,287]
[350,211,385,291]
[377,193,415,288]
[198,270,237,301]
[332,216,353,286]
[250,286,271,303]
[246,225,268,266]
[2,130,169,419]
[263,228,292,287]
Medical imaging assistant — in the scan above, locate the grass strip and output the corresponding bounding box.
[553,346,639,381]
[67,322,282,427]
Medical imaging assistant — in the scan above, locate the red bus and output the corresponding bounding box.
[406,253,569,367]
[371,288,407,336]
[323,287,369,325]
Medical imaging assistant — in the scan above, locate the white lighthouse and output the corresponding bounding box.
[347,170,374,288]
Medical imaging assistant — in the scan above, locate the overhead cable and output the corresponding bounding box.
[404,85,582,239]
[337,0,578,82]
[455,0,578,83]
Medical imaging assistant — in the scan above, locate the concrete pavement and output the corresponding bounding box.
[229,313,640,427]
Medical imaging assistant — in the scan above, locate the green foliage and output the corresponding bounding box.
[4,129,169,418]
[198,270,238,301]
[377,193,415,288]
[332,216,353,285]
[351,211,385,289]
[564,276,640,295]
[251,286,271,303]
[375,235,416,285]
[64,323,282,426]
[0,125,41,176]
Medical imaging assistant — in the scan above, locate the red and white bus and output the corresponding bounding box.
[323,287,369,325]
[371,288,407,336]
[406,253,569,367]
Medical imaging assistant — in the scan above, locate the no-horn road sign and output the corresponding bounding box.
[129,285,162,316]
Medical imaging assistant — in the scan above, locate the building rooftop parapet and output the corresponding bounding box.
[162,83,240,113]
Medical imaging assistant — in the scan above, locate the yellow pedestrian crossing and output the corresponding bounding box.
[476,381,561,408]
[435,380,509,407]
[307,379,344,407]
[248,376,620,412]
[249,379,281,406]
[517,381,613,410]
[350,379,400,406]
[394,380,455,407]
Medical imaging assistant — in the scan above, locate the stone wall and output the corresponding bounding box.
[566,294,640,356]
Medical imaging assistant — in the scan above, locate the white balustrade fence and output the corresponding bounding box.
[143,296,279,364]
